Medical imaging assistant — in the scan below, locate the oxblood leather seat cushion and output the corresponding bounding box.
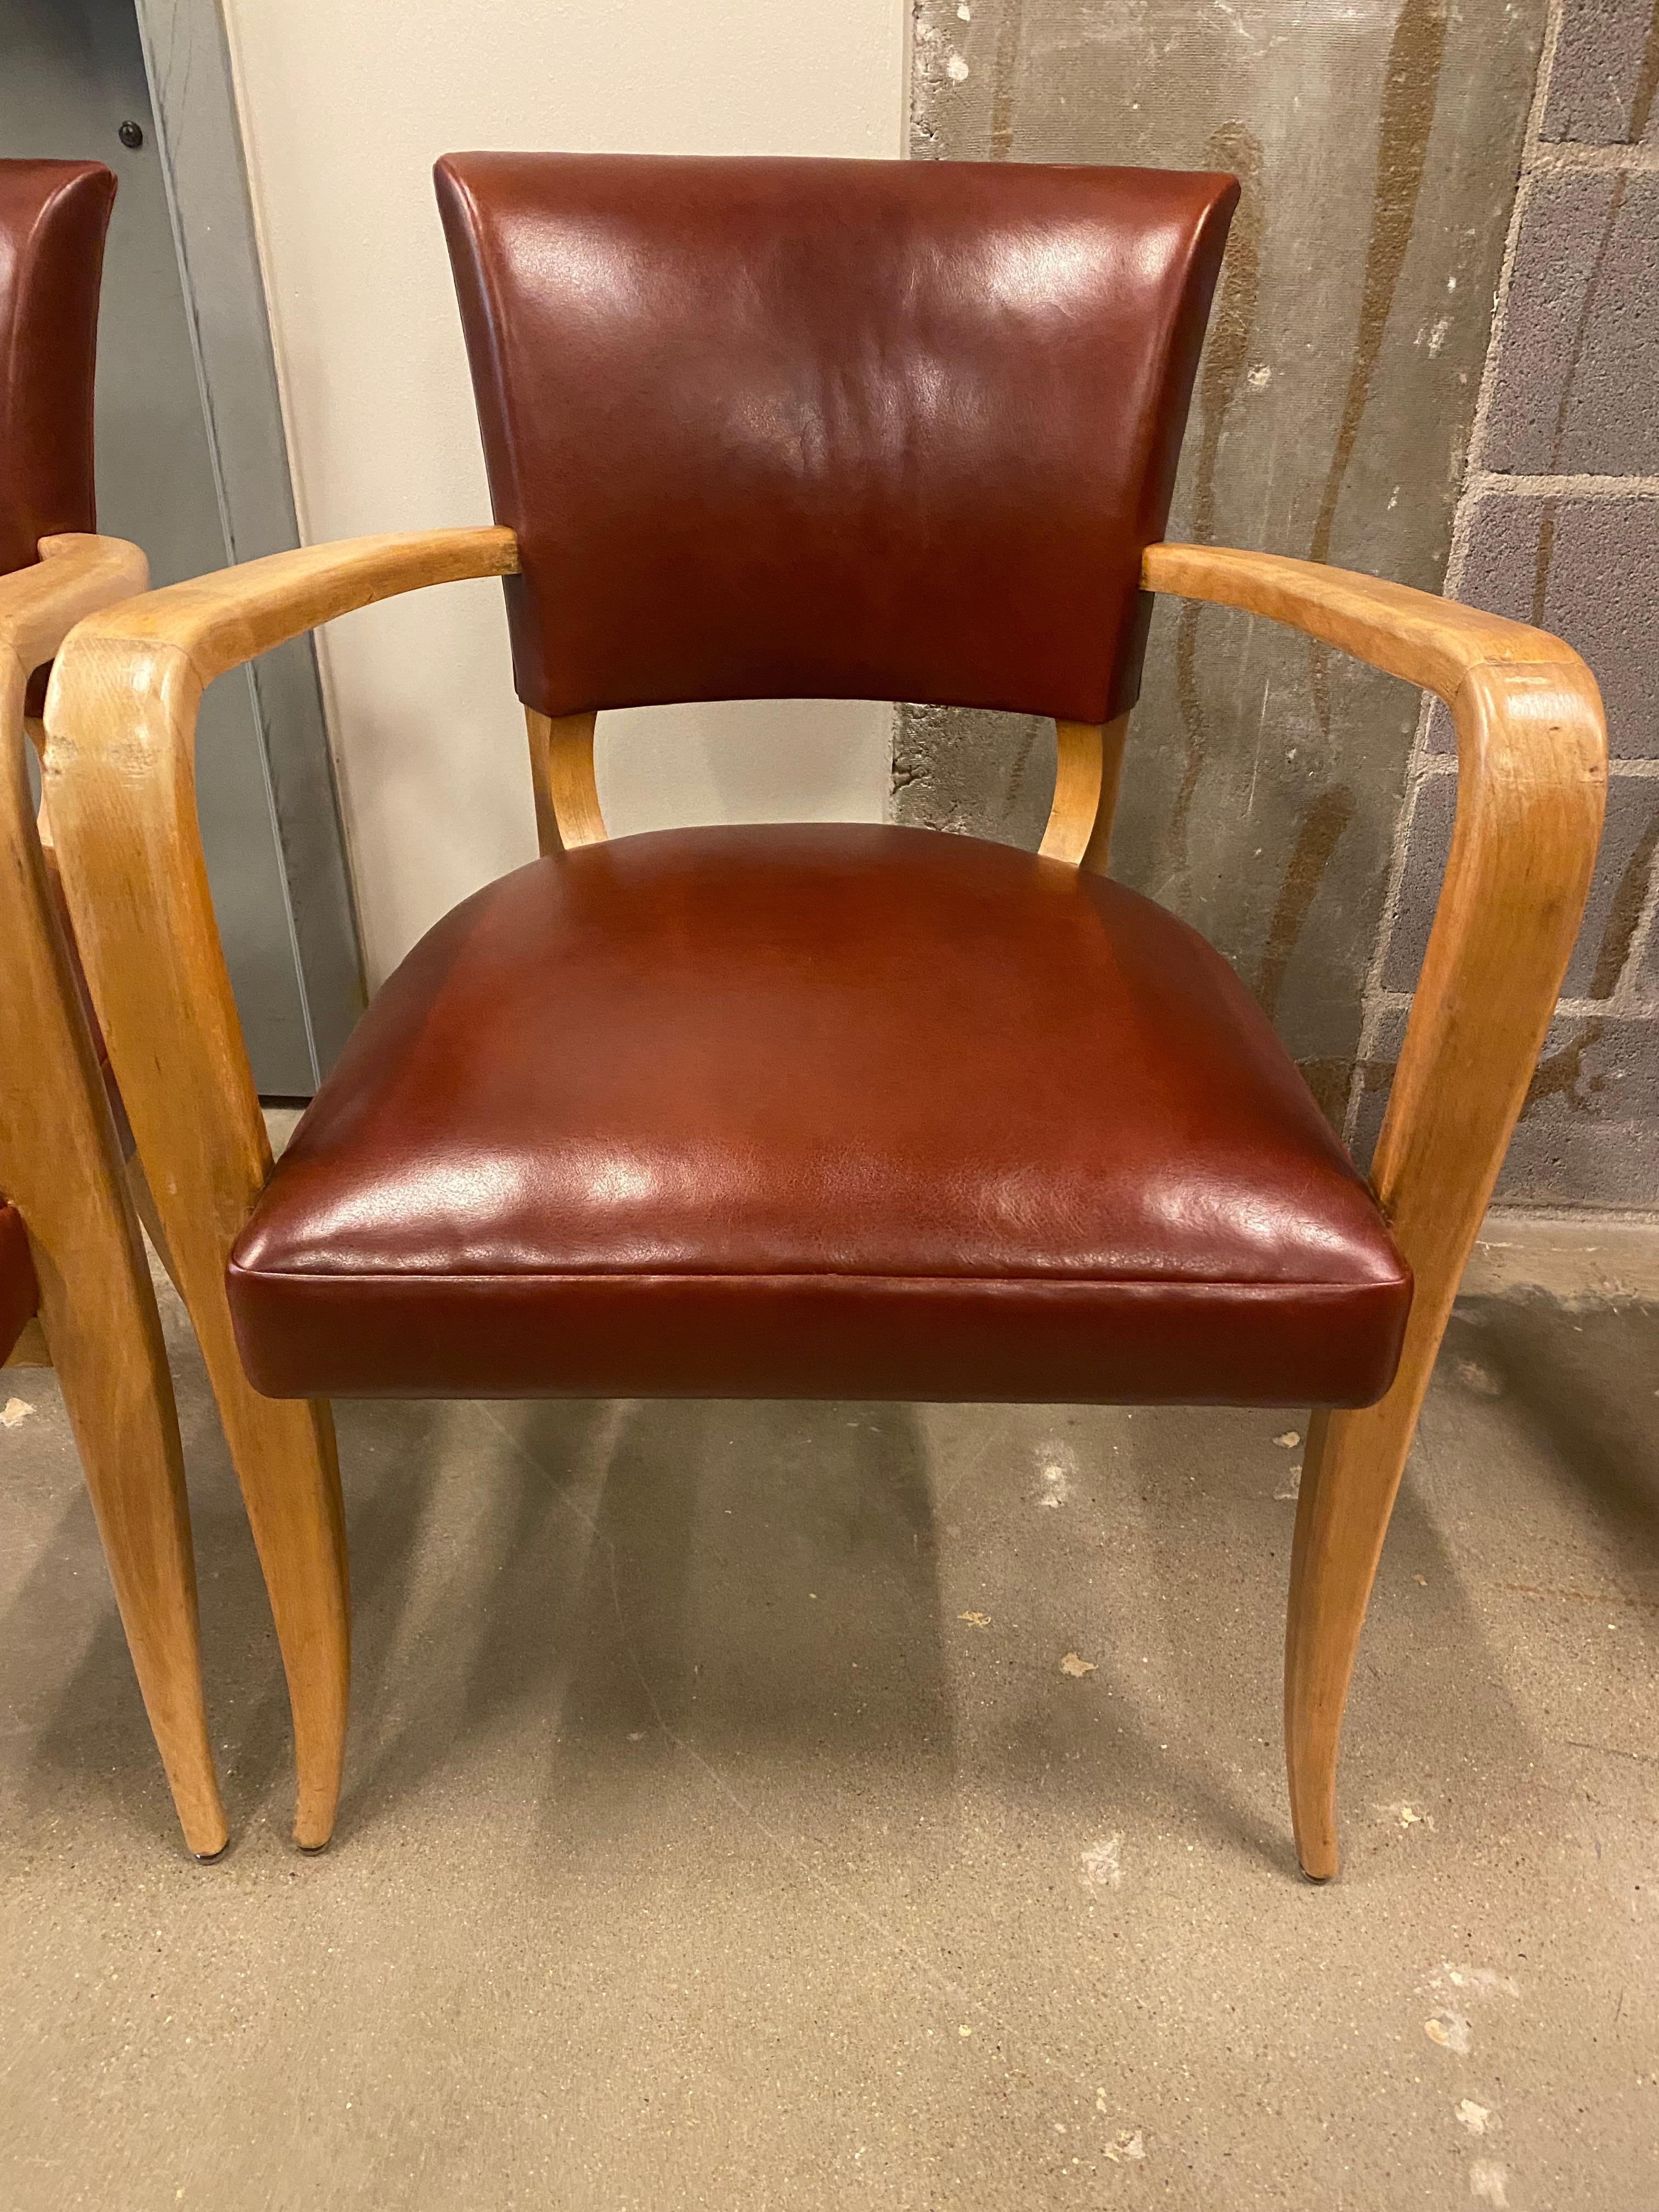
[227,826,1411,1406]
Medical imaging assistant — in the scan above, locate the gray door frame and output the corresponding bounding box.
[132,0,363,1084]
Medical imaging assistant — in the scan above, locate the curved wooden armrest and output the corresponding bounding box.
[1141,542,1583,702]
[1043,546,1587,881]
[54,524,518,691]
[1143,537,1607,1448]
[40,525,519,1356]
[0,534,149,700]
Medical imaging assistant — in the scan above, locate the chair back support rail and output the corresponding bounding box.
[42,526,1605,1875]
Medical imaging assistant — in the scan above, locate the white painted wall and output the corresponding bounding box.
[221,0,907,984]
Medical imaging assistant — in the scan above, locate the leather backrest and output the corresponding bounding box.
[436,154,1236,724]
[0,161,116,582]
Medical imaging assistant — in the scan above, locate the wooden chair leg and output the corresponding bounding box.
[206,1373,351,1849]
[96,1148,347,1847]
[1284,1393,1418,1880]
[37,1243,229,1859]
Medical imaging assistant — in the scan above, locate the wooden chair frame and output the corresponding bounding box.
[2,533,227,1858]
[42,526,1606,1875]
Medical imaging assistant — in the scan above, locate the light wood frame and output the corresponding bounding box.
[1,533,227,1858]
[1143,544,1605,1877]
[43,527,1606,1876]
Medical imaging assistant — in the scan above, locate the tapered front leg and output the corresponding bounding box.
[33,1210,229,1860]
[210,1383,350,1848]
[1283,1400,1417,1879]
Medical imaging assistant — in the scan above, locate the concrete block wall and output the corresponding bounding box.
[901,0,1657,1211]
[1359,2,1659,1208]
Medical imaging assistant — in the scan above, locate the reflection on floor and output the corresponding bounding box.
[2,1214,1655,2209]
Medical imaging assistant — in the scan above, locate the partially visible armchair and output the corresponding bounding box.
[0,160,225,1859]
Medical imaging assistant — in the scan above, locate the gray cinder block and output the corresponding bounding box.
[1540,0,1659,146]
[1481,173,1659,476]
[1440,493,1659,758]
[1497,1014,1659,1204]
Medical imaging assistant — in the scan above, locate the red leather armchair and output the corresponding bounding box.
[0,159,225,1857]
[44,155,1605,1876]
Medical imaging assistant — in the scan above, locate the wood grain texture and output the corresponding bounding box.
[526,709,605,855]
[1039,715,1128,872]
[1,534,225,1857]
[1147,543,1607,1878]
[44,528,521,1849]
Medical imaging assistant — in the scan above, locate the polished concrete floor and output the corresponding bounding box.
[2,1217,1656,2209]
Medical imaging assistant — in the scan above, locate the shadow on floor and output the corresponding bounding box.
[12,1287,1651,1872]
[1444,1293,1659,1643]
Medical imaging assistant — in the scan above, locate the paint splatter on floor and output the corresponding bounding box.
[1454,1357,1504,1398]
[1379,1802,1436,1831]
[1081,1835,1124,1891]
[1059,1651,1096,1677]
[1036,1447,1075,1509]
[1437,1966,1521,2001]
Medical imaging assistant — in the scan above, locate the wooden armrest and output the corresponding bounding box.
[1141,543,1581,703]
[1143,539,1607,1442]
[54,524,518,690]
[0,534,148,702]
[39,525,520,1381]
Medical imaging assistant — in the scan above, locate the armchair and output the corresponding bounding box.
[44,155,1604,1877]
[0,160,225,1857]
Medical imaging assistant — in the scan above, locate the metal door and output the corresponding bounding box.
[2,0,361,1093]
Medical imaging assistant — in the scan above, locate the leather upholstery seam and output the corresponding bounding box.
[228,1265,1409,1292]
